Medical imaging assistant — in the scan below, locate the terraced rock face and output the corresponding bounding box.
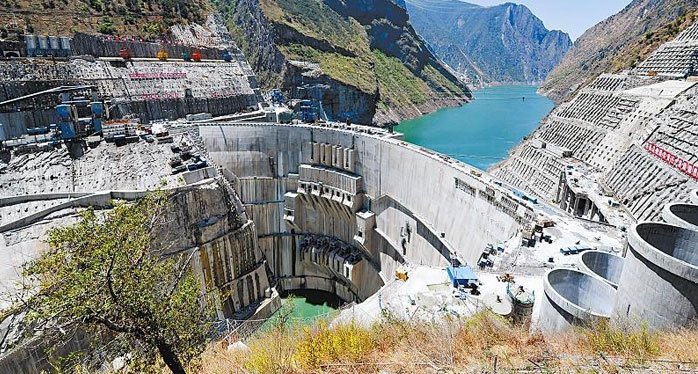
[492,22,698,224]
[541,0,698,103]
[219,0,471,125]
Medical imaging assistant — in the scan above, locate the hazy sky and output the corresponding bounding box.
[462,0,632,40]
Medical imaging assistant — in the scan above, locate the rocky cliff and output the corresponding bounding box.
[218,0,470,126]
[405,0,571,87]
[541,0,698,102]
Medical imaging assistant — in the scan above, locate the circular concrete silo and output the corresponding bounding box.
[539,268,616,333]
[663,203,698,231]
[580,250,625,288]
[613,223,698,330]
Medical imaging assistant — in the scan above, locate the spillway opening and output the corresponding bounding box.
[635,223,698,266]
[546,269,616,316]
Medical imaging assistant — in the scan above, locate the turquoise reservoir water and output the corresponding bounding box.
[262,291,340,330]
[397,85,554,170]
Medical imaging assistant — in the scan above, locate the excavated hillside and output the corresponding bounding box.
[217,0,471,126]
[0,0,211,38]
[541,0,698,103]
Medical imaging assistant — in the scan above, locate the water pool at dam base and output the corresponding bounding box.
[264,290,341,328]
[398,85,555,170]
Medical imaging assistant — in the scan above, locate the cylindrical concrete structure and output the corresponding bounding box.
[613,223,698,330]
[332,145,340,168]
[24,34,36,50]
[539,268,616,332]
[580,250,625,288]
[691,189,698,205]
[336,146,344,170]
[48,36,60,50]
[663,203,698,231]
[507,282,534,327]
[60,36,71,50]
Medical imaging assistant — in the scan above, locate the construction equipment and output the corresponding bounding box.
[119,48,131,60]
[191,49,202,62]
[156,49,168,61]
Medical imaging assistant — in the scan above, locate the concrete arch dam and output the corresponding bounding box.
[196,122,535,302]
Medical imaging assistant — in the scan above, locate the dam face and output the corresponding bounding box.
[197,123,533,301]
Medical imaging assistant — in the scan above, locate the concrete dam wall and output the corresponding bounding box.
[197,122,534,301]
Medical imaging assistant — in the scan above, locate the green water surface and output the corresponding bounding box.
[262,291,340,330]
[397,85,554,170]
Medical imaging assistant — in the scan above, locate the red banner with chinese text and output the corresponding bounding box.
[644,142,698,180]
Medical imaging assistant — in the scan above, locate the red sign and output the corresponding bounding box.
[139,92,180,101]
[128,72,187,80]
[644,142,698,180]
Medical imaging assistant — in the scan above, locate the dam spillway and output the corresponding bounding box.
[194,122,534,301]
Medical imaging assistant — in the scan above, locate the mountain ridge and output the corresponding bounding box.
[218,0,471,126]
[541,0,698,102]
[405,0,571,87]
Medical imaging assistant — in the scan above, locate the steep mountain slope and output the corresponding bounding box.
[541,0,698,103]
[405,0,571,87]
[216,0,471,126]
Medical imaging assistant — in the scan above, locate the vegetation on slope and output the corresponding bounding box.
[373,50,431,108]
[610,8,698,72]
[280,44,376,94]
[18,192,213,373]
[217,0,470,125]
[195,311,698,373]
[259,0,369,56]
[0,0,210,39]
[541,0,698,103]
[406,0,571,87]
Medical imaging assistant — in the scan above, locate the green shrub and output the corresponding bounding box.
[97,16,116,35]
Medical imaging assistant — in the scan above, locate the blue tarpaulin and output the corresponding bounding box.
[447,265,478,287]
